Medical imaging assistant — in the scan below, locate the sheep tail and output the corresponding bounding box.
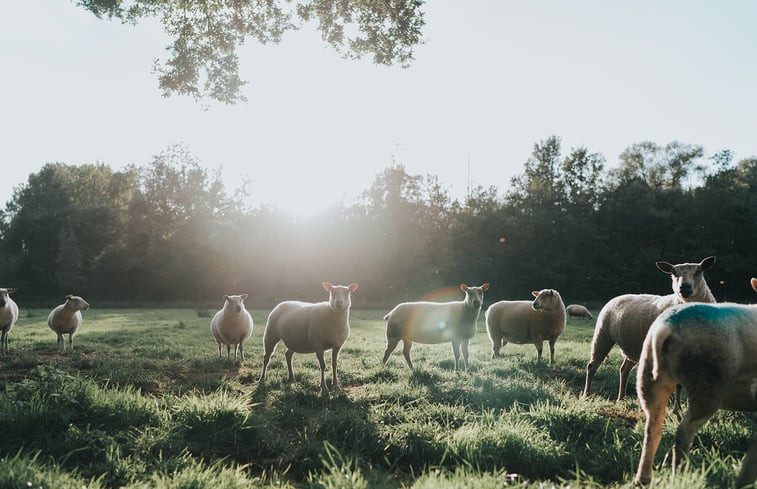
[383,313,390,321]
[650,323,673,381]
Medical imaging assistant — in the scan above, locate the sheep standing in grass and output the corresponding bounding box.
[634,278,757,488]
[0,288,19,355]
[566,304,593,320]
[210,294,253,362]
[47,295,90,352]
[259,282,358,392]
[485,289,566,364]
[381,283,490,370]
[582,256,716,400]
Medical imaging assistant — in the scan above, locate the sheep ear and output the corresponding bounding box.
[656,262,674,274]
[7,288,16,294]
[322,282,333,291]
[240,294,248,301]
[751,278,757,293]
[66,294,74,300]
[460,284,469,292]
[223,295,231,302]
[699,256,716,270]
[531,291,539,297]
[481,283,490,291]
[348,283,359,293]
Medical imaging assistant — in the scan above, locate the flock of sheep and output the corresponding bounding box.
[2,254,757,487]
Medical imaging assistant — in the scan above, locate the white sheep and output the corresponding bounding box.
[582,256,716,400]
[0,288,19,355]
[634,277,757,488]
[485,289,566,365]
[47,295,90,352]
[258,282,358,392]
[381,283,490,370]
[210,294,253,362]
[566,304,593,320]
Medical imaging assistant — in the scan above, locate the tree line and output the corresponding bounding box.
[1,137,755,308]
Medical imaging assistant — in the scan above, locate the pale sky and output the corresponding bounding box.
[1,1,756,216]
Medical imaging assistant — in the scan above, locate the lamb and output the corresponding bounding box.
[566,304,593,320]
[485,289,566,365]
[582,256,716,400]
[634,277,757,488]
[47,295,90,352]
[0,288,19,355]
[259,282,358,392]
[381,283,490,370]
[210,294,253,361]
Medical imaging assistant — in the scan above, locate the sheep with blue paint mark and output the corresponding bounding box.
[0,288,19,355]
[635,277,757,488]
[382,283,490,370]
[582,256,716,400]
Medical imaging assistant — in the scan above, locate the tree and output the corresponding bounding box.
[77,0,426,104]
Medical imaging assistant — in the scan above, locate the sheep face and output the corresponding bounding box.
[0,288,16,308]
[461,283,490,310]
[656,256,715,300]
[531,289,561,311]
[65,295,90,311]
[322,282,359,312]
[223,294,248,313]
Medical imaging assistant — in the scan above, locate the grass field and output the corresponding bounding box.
[0,307,755,488]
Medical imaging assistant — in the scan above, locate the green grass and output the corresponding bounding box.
[0,308,754,488]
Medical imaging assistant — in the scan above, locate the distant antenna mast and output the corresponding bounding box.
[466,153,471,201]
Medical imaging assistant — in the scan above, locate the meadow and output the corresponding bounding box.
[0,307,755,489]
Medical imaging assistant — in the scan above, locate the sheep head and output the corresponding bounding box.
[65,295,90,311]
[531,289,562,312]
[223,294,248,313]
[656,256,716,300]
[460,283,489,310]
[0,288,16,308]
[323,282,359,311]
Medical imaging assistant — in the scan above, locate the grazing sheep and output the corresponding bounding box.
[47,295,90,352]
[381,283,490,370]
[210,294,253,361]
[0,288,19,355]
[259,282,358,392]
[485,289,567,365]
[582,256,716,400]
[634,277,757,488]
[566,304,593,320]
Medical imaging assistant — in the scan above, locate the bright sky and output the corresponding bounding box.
[1,1,756,216]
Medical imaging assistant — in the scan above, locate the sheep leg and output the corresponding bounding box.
[534,341,543,362]
[382,336,401,366]
[401,340,414,369]
[239,342,245,362]
[582,331,615,398]
[1,331,7,354]
[259,342,277,382]
[671,392,724,475]
[285,349,296,383]
[735,433,757,489]
[617,357,637,401]
[548,339,556,365]
[68,334,74,352]
[217,343,222,358]
[635,375,677,485]
[461,340,470,370]
[315,350,327,393]
[226,344,231,360]
[331,347,341,389]
[490,333,504,358]
[451,340,462,371]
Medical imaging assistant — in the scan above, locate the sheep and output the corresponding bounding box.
[566,304,593,320]
[259,282,358,392]
[381,283,490,370]
[210,294,253,362]
[582,256,716,400]
[634,277,757,488]
[485,289,566,365]
[47,295,90,352]
[0,288,19,355]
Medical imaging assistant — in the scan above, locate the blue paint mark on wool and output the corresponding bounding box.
[667,303,743,326]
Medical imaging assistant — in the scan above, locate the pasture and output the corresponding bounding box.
[0,307,754,488]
